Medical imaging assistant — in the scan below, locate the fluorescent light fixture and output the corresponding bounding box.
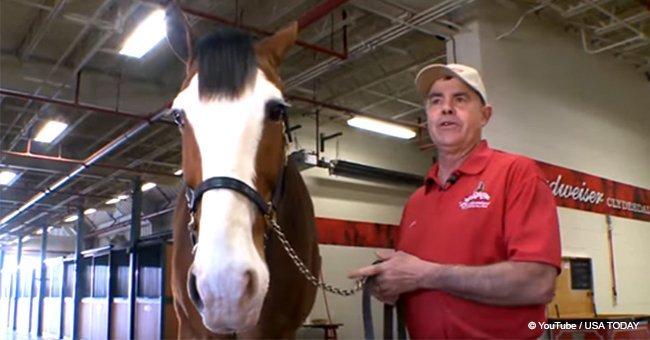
[347,116,416,139]
[174,169,183,176]
[105,197,121,205]
[0,170,17,185]
[64,214,78,222]
[119,10,166,58]
[34,121,68,143]
[84,208,96,215]
[142,182,157,192]
[117,194,129,200]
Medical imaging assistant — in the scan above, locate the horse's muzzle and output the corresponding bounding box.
[187,266,205,314]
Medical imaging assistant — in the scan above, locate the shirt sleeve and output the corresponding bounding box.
[504,158,562,271]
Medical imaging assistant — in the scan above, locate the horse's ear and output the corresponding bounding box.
[256,21,298,67]
[165,1,193,64]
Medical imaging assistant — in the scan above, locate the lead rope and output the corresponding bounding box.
[266,216,366,296]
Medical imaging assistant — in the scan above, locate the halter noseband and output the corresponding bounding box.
[170,107,291,251]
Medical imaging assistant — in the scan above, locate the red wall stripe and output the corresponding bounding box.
[316,217,396,248]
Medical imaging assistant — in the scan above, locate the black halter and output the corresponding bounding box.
[170,107,291,249]
[185,169,286,218]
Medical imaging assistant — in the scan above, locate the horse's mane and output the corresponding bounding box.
[196,28,257,101]
[258,154,320,333]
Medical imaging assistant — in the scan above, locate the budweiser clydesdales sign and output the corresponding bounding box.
[536,161,650,222]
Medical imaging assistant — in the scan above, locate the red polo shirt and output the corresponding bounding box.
[396,140,561,339]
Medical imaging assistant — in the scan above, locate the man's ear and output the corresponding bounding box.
[481,105,493,127]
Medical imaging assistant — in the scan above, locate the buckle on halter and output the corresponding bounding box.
[185,187,195,212]
[264,202,277,223]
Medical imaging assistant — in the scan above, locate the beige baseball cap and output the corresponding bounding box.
[414,63,488,104]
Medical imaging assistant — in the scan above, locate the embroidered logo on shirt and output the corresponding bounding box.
[459,181,491,209]
[407,220,417,229]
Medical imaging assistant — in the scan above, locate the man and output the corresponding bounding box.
[349,63,561,338]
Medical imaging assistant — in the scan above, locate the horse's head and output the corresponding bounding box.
[166,4,297,334]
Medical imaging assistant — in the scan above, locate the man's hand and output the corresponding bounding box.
[349,251,438,304]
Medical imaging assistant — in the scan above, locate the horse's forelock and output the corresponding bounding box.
[196,28,257,101]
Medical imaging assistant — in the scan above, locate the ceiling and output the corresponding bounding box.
[1,0,649,245]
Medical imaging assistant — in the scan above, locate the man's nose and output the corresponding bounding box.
[441,98,454,114]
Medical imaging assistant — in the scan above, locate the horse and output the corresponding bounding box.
[165,3,321,338]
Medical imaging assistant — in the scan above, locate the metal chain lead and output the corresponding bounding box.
[268,218,366,296]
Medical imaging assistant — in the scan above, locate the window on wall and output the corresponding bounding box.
[137,245,161,298]
[18,268,33,298]
[112,250,129,298]
[81,257,92,298]
[64,262,75,298]
[93,255,109,298]
[45,262,62,297]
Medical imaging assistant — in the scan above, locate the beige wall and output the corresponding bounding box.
[453,1,650,316]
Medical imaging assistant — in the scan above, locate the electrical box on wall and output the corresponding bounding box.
[547,257,595,318]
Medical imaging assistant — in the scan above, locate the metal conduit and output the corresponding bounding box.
[285,0,472,89]
[0,107,171,230]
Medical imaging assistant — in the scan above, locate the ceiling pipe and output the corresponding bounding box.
[142,0,348,59]
[1,0,121,154]
[284,0,470,89]
[297,0,349,28]
[83,207,175,239]
[0,150,179,179]
[3,187,115,200]
[8,0,117,31]
[19,0,70,60]
[0,88,175,125]
[287,94,424,130]
[0,105,171,230]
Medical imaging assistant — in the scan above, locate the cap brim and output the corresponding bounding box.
[414,64,456,98]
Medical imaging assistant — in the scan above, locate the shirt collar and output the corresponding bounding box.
[425,140,493,190]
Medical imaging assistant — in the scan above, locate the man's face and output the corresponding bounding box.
[425,76,491,151]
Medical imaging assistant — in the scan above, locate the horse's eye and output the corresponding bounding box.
[265,101,288,122]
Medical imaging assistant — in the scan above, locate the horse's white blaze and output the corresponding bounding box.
[172,70,281,331]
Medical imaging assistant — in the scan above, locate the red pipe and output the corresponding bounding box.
[1,150,179,179]
[0,88,175,126]
[179,5,347,59]
[297,0,349,29]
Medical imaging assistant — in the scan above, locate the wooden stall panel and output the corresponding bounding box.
[135,299,161,340]
[79,300,93,339]
[41,297,61,338]
[91,300,108,340]
[111,299,129,340]
[16,297,31,334]
[63,298,73,338]
[30,298,38,335]
[0,297,10,330]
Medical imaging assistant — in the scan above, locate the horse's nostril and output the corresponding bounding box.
[240,270,257,308]
[187,269,204,313]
